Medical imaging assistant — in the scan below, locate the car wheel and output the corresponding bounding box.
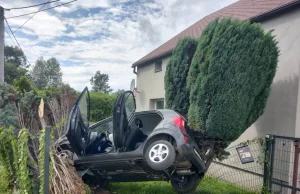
[145,140,176,171]
[171,173,202,194]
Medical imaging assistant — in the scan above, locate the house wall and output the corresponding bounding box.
[135,57,170,111]
[135,7,300,192]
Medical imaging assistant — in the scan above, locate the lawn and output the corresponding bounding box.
[109,177,258,194]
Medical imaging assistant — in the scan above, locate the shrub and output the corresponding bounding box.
[0,84,19,128]
[89,92,117,122]
[13,76,34,95]
[187,18,279,141]
[0,127,34,193]
[165,37,198,116]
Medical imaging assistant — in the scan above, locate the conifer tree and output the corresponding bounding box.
[187,18,279,141]
[165,37,198,116]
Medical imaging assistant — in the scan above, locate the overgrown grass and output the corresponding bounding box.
[109,177,258,194]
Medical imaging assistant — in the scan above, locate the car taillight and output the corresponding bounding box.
[173,116,188,143]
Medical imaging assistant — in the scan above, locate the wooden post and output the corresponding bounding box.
[39,98,46,129]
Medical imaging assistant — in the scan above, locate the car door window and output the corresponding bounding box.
[78,90,90,128]
[90,117,113,134]
[125,92,136,119]
[66,87,90,156]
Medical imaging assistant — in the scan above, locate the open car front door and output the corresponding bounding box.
[113,91,136,150]
[66,87,90,156]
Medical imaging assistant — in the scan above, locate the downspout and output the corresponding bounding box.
[133,66,137,74]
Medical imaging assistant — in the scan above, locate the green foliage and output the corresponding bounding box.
[0,165,11,194]
[0,84,19,128]
[89,92,117,122]
[37,84,77,100]
[4,46,28,84]
[4,62,28,85]
[30,57,63,89]
[0,103,18,128]
[187,18,278,141]
[13,76,34,95]
[110,177,257,194]
[90,70,112,93]
[19,91,41,118]
[0,83,19,107]
[0,127,16,186]
[15,129,32,193]
[37,87,60,101]
[0,128,34,193]
[165,37,198,116]
[4,46,27,67]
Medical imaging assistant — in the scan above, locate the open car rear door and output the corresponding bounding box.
[113,91,136,149]
[66,87,90,156]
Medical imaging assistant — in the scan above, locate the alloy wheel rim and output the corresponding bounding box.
[149,143,169,163]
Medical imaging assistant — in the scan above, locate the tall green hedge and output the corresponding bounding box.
[165,37,198,116]
[187,18,278,141]
[89,92,117,123]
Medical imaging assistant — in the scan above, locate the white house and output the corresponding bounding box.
[132,0,300,191]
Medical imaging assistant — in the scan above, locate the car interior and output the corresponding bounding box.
[85,111,163,155]
[69,89,165,157]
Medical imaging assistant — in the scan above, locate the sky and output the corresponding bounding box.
[1,0,237,91]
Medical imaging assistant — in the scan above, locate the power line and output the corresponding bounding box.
[5,0,60,10]
[4,18,22,48]
[6,0,77,19]
[5,27,17,46]
[13,0,51,34]
[4,18,29,65]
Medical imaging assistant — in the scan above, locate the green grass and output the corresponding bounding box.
[109,177,258,194]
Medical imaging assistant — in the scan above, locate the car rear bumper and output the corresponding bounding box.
[178,142,206,174]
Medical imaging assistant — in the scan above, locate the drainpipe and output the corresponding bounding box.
[133,66,137,74]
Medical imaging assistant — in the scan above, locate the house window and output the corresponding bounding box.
[156,100,164,109]
[150,98,164,110]
[155,60,162,72]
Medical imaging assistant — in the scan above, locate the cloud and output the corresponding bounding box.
[54,0,111,13]
[2,0,238,91]
[138,18,160,43]
[4,1,67,41]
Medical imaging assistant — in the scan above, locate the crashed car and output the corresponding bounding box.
[63,87,206,193]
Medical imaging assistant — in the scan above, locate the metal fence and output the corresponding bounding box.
[203,139,264,193]
[264,135,300,194]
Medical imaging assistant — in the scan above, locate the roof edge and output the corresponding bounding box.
[250,0,300,22]
[132,49,173,67]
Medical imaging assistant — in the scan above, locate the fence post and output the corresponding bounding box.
[292,141,300,194]
[263,134,273,193]
[43,126,51,194]
[269,135,275,190]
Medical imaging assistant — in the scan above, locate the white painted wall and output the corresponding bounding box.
[135,57,170,111]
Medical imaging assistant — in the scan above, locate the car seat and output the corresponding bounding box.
[124,127,147,151]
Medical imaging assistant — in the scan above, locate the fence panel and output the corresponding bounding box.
[264,135,300,194]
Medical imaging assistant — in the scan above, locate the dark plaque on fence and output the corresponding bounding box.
[236,146,254,164]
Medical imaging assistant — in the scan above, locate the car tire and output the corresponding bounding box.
[171,173,202,194]
[144,140,176,171]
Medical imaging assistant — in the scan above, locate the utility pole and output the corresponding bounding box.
[0,6,4,84]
